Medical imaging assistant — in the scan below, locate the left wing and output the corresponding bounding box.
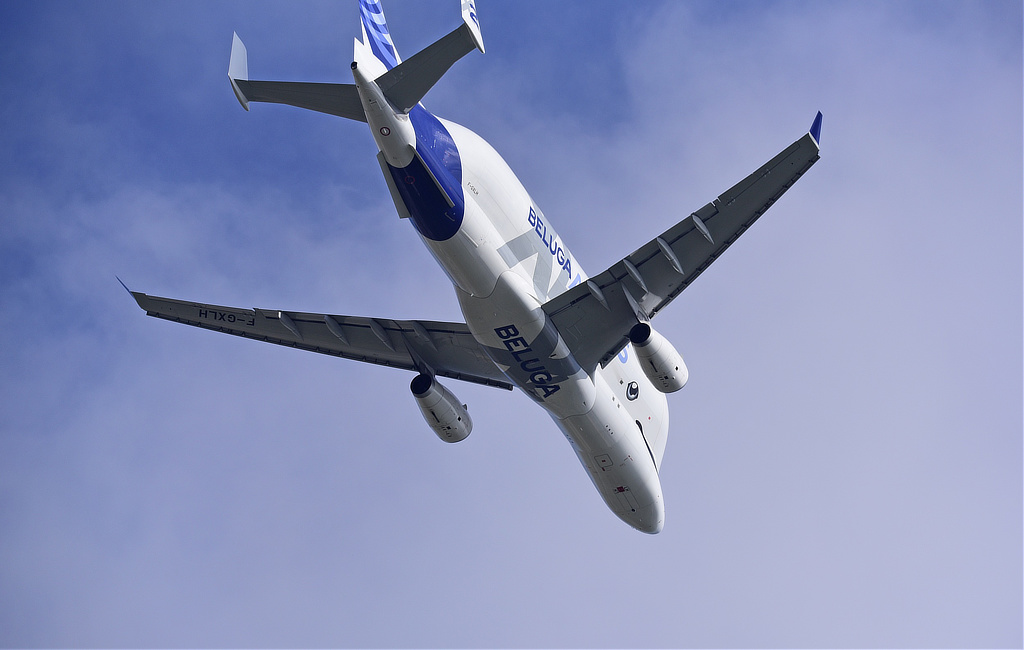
[543,114,823,372]
[128,290,513,390]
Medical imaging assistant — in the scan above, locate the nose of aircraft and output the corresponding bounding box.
[627,497,665,534]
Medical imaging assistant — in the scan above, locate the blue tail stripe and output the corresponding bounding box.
[359,0,399,69]
[365,20,389,38]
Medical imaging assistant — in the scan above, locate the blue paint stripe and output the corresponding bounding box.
[359,0,398,69]
[388,107,465,242]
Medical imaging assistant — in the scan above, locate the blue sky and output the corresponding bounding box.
[1,1,1021,647]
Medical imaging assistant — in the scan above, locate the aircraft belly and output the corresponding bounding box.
[418,119,663,531]
[457,271,596,418]
[414,196,508,298]
[554,375,665,534]
[596,349,671,471]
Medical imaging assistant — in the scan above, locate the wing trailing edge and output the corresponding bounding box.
[126,289,513,390]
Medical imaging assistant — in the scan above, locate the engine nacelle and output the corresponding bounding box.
[629,323,688,393]
[410,374,473,443]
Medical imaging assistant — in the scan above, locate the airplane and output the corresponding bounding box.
[125,0,822,533]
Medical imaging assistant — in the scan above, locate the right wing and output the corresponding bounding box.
[543,114,823,373]
[128,290,513,390]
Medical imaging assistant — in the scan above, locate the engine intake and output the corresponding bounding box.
[629,323,688,393]
[410,374,473,442]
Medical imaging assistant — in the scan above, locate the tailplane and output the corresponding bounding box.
[228,1,485,120]
[358,0,483,74]
[357,0,485,113]
[228,32,366,121]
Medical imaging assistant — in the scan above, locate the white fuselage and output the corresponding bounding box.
[354,32,666,533]
[410,118,667,533]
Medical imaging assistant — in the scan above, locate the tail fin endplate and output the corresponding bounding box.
[228,33,249,110]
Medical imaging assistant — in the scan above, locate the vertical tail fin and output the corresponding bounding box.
[359,0,401,70]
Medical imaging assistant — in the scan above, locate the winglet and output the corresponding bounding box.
[809,111,823,146]
[228,32,250,111]
[461,0,484,54]
[117,277,149,312]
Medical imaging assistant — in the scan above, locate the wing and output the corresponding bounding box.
[128,290,513,390]
[543,115,822,372]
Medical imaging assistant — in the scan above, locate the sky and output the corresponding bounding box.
[0,1,1021,647]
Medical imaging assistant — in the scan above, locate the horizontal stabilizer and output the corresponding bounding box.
[376,19,484,113]
[231,79,366,122]
[228,32,366,122]
[227,1,486,120]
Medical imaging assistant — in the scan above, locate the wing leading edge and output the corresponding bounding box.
[128,291,513,390]
[543,114,823,373]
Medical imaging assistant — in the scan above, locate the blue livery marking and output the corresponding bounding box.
[359,0,399,70]
[494,324,562,399]
[388,107,465,241]
[528,207,573,277]
[810,111,823,145]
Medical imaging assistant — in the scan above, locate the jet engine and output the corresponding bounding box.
[629,322,688,393]
[410,374,473,443]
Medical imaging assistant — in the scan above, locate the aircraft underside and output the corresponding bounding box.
[127,0,821,534]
